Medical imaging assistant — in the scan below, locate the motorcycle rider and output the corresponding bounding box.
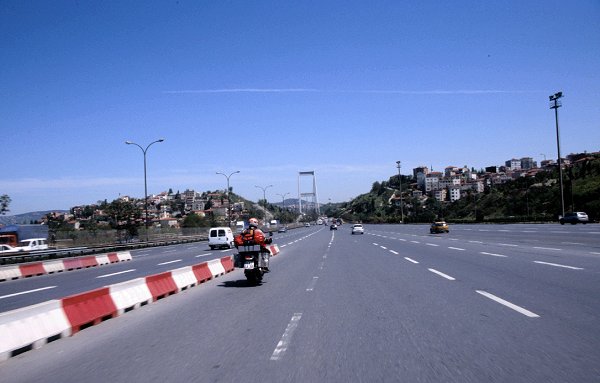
[234,217,271,247]
[234,217,272,271]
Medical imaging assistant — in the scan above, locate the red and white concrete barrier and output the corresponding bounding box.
[269,244,280,256]
[0,256,234,361]
[0,251,132,282]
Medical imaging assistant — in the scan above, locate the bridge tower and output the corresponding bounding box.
[298,171,320,215]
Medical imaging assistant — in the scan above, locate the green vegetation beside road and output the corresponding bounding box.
[324,156,600,224]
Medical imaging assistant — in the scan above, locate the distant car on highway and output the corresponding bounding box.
[430,221,449,234]
[351,224,364,235]
[559,212,589,225]
[304,223,311,227]
[0,244,19,254]
[15,238,49,251]
[278,226,287,233]
[330,224,337,230]
[208,227,235,249]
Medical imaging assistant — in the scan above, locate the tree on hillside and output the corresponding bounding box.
[105,199,141,240]
[1,194,11,215]
[274,208,297,224]
[246,204,265,220]
[182,213,210,228]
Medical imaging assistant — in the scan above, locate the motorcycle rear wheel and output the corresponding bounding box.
[244,269,263,284]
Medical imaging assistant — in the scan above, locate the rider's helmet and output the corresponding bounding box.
[248,218,259,228]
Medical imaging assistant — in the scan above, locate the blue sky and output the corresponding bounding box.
[1,1,599,215]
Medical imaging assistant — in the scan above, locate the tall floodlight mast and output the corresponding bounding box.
[549,91,565,218]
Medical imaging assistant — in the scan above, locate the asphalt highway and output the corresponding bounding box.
[1,224,599,382]
[0,228,312,312]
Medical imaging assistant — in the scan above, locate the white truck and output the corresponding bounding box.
[269,219,279,231]
[15,238,49,252]
[235,221,247,233]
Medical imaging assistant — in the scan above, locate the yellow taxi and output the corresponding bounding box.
[430,221,449,234]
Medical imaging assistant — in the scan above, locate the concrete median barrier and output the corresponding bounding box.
[0,251,133,282]
[0,255,236,362]
[0,300,71,362]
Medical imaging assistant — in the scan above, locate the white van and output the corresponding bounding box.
[208,227,235,250]
[16,238,49,251]
[235,221,246,233]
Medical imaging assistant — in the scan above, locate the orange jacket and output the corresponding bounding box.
[234,228,266,247]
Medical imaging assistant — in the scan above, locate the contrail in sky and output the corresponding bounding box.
[164,88,319,93]
[164,88,537,95]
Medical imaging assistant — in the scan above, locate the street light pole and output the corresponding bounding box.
[125,138,165,242]
[276,192,290,210]
[396,161,404,223]
[255,184,273,221]
[276,192,290,223]
[549,91,565,218]
[216,170,240,227]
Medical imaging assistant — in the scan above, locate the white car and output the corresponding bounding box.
[559,212,589,225]
[0,244,19,254]
[351,224,364,235]
[15,238,49,251]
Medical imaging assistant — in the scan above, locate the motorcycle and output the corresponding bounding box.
[234,236,272,284]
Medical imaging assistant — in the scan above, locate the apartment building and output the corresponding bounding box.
[520,157,536,170]
[449,187,461,202]
[413,166,430,191]
[425,172,442,192]
[505,158,521,170]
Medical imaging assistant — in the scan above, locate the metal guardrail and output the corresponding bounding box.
[0,223,307,265]
[0,235,208,265]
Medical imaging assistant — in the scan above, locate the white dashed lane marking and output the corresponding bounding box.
[0,286,57,300]
[428,268,456,280]
[96,269,136,279]
[533,261,583,270]
[158,260,182,266]
[271,313,303,361]
[476,290,540,318]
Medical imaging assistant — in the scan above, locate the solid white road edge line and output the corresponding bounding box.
[271,313,303,361]
[476,290,540,318]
